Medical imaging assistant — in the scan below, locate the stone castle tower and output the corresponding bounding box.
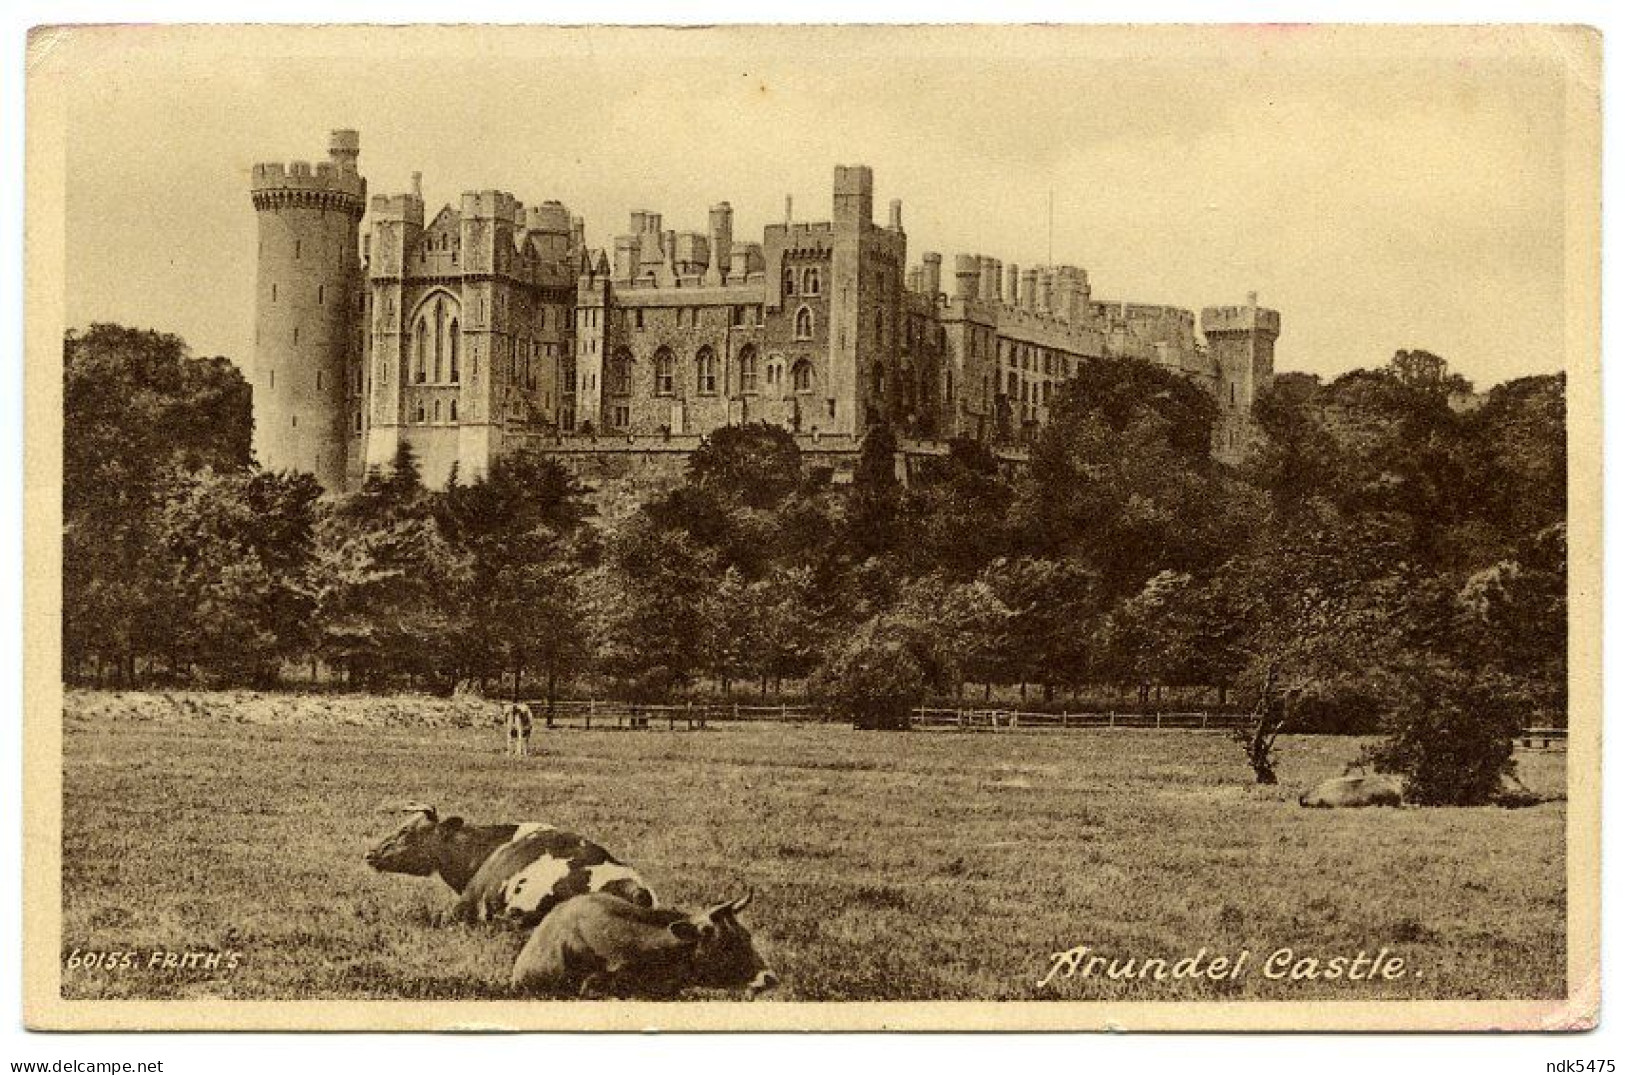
[249,130,367,488]
[1202,292,1280,463]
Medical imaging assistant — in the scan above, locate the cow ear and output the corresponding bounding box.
[439,816,465,834]
[668,920,702,944]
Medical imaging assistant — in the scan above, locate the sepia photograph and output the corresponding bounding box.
[20,21,1601,1033]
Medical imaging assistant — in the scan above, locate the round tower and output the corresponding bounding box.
[250,129,366,489]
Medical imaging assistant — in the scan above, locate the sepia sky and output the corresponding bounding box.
[50,24,1587,389]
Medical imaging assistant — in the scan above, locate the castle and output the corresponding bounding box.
[250,130,1279,490]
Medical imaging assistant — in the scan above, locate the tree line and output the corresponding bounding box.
[63,325,1566,802]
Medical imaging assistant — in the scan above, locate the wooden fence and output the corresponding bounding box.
[513,699,1255,733]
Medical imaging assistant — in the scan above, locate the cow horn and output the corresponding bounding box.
[397,801,437,819]
[730,888,753,913]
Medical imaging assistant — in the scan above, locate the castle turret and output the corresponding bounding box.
[921,252,942,299]
[250,129,367,489]
[706,201,734,285]
[953,254,981,300]
[1202,292,1281,464]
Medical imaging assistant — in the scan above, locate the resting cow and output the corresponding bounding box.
[365,803,656,926]
[1299,774,1405,808]
[511,890,778,999]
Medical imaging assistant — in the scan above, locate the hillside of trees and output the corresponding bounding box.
[62,324,1567,797]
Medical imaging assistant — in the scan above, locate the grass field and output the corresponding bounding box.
[59,690,1567,1002]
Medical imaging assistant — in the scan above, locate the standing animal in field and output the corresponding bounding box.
[503,702,535,757]
[1299,774,1405,808]
[511,890,778,999]
[364,803,656,927]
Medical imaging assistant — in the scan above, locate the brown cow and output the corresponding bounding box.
[365,803,656,927]
[1299,774,1405,808]
[511,890,778,999]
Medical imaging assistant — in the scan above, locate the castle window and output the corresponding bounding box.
[794,306,813,340]
[792,359,812,393]
[1230,382,1236,405]
[433,299,446,382]
[609,350,633,395]
[449,320,460,382]
[414,400,426,423]
[803,267,820,296]
[654,349,675,396]
[269,369,275,388]
[318,284,324,305]
[875,309,883,344]
[316,371,323,390]
[434,399,441,422]
[613,405,630,429]
[738,346,759,393]
[291,415,296,428]
[783,267,796,297]
[696,347,717,394]
[872,362,885,397]
[293,326,299,344]
[1007,371,1017,396]
[450,399,458,422]
[295,240,301,259]
[354,411,362,433]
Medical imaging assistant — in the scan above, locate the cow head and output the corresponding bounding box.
[668,890,778,995]
[364,803,464,877]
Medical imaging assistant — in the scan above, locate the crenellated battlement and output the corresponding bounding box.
[1201,302,1281,338]
[252,130,367,218]
[460,189,523,224]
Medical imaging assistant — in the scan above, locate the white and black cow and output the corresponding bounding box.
[503,703,535,758]
[365,803,656,927]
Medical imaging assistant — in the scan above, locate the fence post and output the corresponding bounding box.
[1108,710,1116,728]
[782,703,788,722]
[733,702,740,723]
[1062,711,1069,730]
[686,700,693,730]
[1155,711,1163,729]
[1201,712,1208,730]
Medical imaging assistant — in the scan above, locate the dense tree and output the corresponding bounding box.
[63,325,254,680]
[685,422,803,509]
[435,449,590,703]
[157,467,323,683]
[312,443,467,686]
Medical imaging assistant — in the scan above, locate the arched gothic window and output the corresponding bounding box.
[872,362,885,397]
[695,347,717,394]
[803,267,820,295]
[449,319,460,383]
[414,320,428,383]
[738,346,759,393]
[783,267,796,296]
[450,399,459,422]
[795,306,813,340]
[792,359,812,393]
[654,348,675,396]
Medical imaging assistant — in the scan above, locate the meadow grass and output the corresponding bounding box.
[60,690,1566,1002]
